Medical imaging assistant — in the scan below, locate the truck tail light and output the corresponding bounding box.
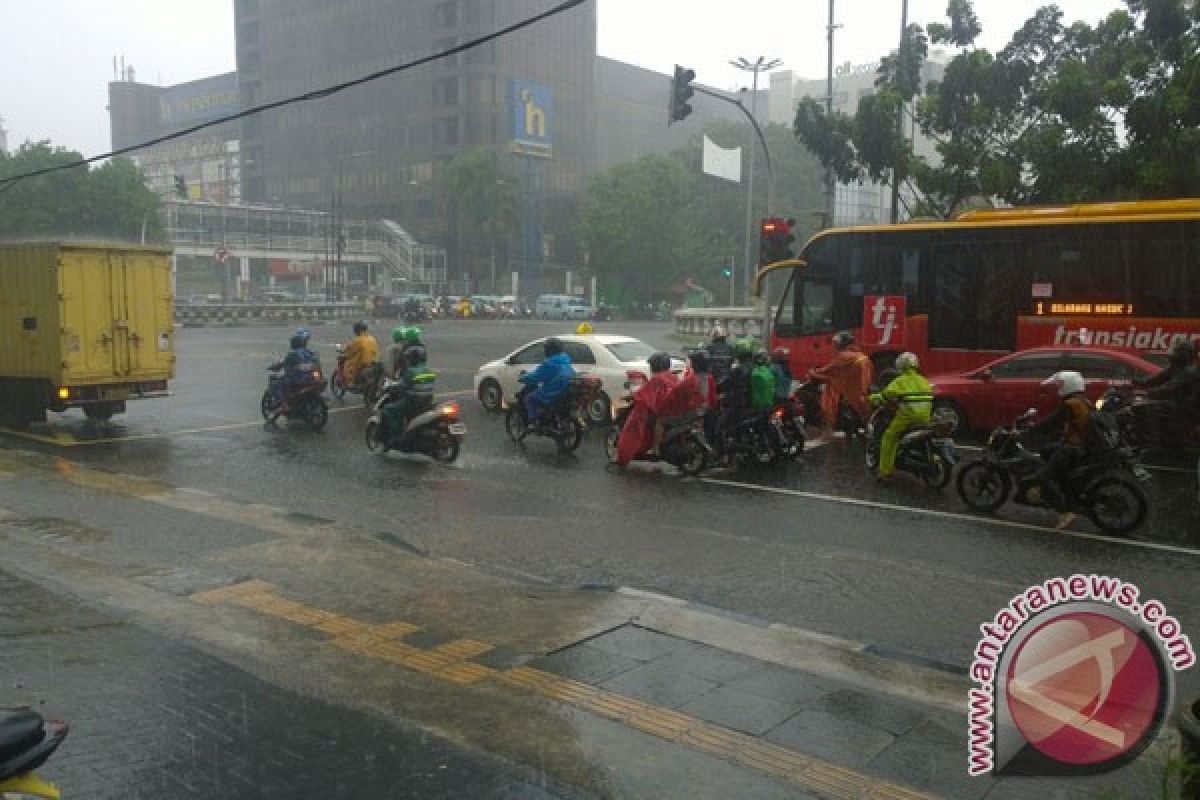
[57,387,71,400]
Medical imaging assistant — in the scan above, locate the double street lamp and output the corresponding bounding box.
[730,56,781,305]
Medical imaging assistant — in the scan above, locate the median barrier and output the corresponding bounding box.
[174,303,364,327]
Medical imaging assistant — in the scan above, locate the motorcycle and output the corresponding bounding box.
[505,375,600,454]
[0,709,69,800]
[1100,384,1200,458]
[330,344,383,407]
[365,382,465,463]
[262,360,329,431]
[714,409,779,467]
[605,378,711,475]
[956,408,1151,535]
[770,395,807,458]
[796,377,866,440]
[864,401,957,488]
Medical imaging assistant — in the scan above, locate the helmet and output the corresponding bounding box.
[753,349,770,366]
[391,327,406,343]
[575,321,594,335]
[771,347,790,363]
[543,337,564,357]
[1043,370,1086,398]
[294,327,311,344]
[733,338,755,359]
[647,351,671,373]
[404,326,422,343]
[895,352,920,371]
[832,331,855,348]
[688,350,710,373]
[709,325,727,342]
[289,335,306,350]
[353,321,368,335]
[1169,339,1196,367]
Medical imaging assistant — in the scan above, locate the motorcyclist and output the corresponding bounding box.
[869,352,933,481]
[269,334,319,414]
[520,337,576,427]
[1024,371,1092,514]
[292,327,318,365]
[810,331,872,432]
[715,338,756,459]
[770,348,793,405]
[1131,340,1200,446]
[380,347,436,442]
[342,321,380,389]
[750,350,777,417]
[705,326,734,384]
[382,327,408,380]
[617,351,679,466]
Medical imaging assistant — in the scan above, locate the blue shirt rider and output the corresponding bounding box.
[520,337,576,425]
[271,333,320,410]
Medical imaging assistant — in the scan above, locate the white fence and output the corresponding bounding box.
[674,307,770,339]
[175,302,363,326]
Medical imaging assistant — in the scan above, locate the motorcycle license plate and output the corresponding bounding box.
[448,423,467,435]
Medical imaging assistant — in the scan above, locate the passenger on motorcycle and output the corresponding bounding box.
[270,334,319,413]
[810,331,872,432]
[750,350,777,414]
[1024,371,1092,513]
[343,321,380,388]
[520,337,576,426]
[705,326,734,384]
[383,327,408,380]
[1131,340,1200,445]
[715,339,755,457]
[870,352,933,481]
[617,351,679,465]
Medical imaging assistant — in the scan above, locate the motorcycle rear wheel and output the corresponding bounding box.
[678,437,706,476]
[556,417,584,454]
[365,419,386,453]
[431,430,460,463]
[330,371,346,401]
[923,454,953,490]
[956,461,1010,512]
[306,397,329,432]
[605,424,620,463]
[1086,475,1147,536]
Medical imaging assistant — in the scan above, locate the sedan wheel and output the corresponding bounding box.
[585,392,611,426]
[478,379,503,413]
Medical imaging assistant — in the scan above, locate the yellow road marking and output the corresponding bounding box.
[0,389,474,448]
[194,581,940,800]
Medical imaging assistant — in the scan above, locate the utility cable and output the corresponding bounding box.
[0,0,586,193]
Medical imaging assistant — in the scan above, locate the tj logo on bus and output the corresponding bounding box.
[864,296,906,347]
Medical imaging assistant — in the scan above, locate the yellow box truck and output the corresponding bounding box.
[0,241,175,426]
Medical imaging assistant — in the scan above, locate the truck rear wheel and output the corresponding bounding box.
[84,404,117,422]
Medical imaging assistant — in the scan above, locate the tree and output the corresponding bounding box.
[794,0,1200,217]
[0,142,164,241]
[433,148,518,292]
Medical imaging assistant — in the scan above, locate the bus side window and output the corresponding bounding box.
[800,279,835,336]
[773,273,798,336]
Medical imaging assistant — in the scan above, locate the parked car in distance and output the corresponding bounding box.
[927,346,1159,436]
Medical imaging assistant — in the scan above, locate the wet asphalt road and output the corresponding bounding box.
[5,319,1200,699]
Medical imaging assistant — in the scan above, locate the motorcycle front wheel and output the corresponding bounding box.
[306,397,329,432]
[678,436,706,476]
[260,389,279,420]
[505,406,525,444]
[956,461,1011,512]
[330,371,346,401]
[556,417,584,454]
[365,418,386,453]
[1086,475,1148,536]
[605,424,620,463]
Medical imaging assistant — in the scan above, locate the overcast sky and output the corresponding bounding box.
[0,0,1124,158]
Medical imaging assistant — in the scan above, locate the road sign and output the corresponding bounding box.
[215,247,229,264]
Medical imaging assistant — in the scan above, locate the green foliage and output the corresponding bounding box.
[794,0,1200,217]
[577,122,824,306]
[0,142,164,242]
[433,148,518,288]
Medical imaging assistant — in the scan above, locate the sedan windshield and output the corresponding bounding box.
[606,340,655,362]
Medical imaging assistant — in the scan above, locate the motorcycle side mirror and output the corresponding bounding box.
[978,369,993,382]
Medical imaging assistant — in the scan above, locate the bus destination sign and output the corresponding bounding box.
[1035,302,1135,316]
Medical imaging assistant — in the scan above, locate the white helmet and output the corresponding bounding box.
[1043,370,1086,398]
[895,352,919,371]
[709,325,726,341]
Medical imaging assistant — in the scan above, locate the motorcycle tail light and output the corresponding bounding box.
[312,370,322,380]
[773,408,784,419]
[441,402,460,418]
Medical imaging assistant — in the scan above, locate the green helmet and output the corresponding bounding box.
[734,338,755,359]
[404,326,423,343]
[391,326,406,343]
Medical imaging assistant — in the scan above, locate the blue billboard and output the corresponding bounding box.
[511,79,553,158]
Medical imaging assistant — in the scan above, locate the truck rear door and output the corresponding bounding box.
[119,248,174,378]
[59,247,119,382]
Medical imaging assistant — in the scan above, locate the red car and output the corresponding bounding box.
[927,346,1160,435]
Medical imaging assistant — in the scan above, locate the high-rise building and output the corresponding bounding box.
[0,116,8,154]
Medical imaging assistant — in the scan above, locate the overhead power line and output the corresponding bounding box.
[0,0,586,192]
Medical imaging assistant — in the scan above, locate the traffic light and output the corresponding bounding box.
[721,265,733,278]
[668,65,696,125]
[759,217,797,266]
[173,174,187,199]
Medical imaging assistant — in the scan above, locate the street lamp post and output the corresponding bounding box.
[731,56,781,305]
[333,151,370,302]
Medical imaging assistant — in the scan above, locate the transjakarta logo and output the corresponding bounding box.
[1052,325,1200,351]
[863,296,906,347]
[968,575,1193,778]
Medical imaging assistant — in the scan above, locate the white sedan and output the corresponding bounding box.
[473,333,684,424]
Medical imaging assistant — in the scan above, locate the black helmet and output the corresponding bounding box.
[752,349,770,366]
[647,351,671,373]
[289,335,306,349]
[688,350,710,373]
[406,345,427,367]
[1169,339,1196,367]
[353,321,368,335]
[543,337,564,357]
